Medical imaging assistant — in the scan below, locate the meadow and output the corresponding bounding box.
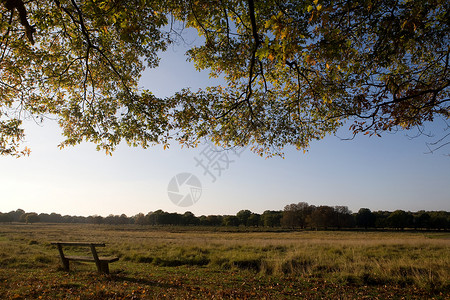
[0,223,448,299]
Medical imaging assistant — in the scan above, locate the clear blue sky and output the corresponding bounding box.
[1,33,449,217]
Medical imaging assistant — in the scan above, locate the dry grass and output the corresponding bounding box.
[0,224,448,299]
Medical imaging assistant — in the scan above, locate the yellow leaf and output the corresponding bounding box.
[305,55,316,65]
[401,20,408,29]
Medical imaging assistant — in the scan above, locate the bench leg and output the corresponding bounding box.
[56,244,70,271]
[61,258,70,271]
[99,262,110,274]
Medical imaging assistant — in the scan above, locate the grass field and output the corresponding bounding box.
[0,224,448,299]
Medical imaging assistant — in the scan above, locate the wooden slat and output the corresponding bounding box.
[51,242,106,247]
[65,255,119,263]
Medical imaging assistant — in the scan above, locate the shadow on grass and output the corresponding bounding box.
[108,273,181,290]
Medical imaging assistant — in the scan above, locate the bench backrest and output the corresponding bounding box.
[51,242,105,247]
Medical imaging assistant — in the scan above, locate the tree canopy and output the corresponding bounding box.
[3,206,449,230]
[1,0,448,157]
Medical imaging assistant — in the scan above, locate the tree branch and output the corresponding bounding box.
[2,0,35,44]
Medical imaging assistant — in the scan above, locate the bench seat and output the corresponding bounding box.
[65,256,119,263]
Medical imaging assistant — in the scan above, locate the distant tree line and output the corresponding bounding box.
[279,203,449,230]
[0,204,449,230]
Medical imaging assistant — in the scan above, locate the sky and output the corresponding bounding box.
[1,32,449,217]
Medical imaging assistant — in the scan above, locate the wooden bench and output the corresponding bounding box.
[51,242,119,274]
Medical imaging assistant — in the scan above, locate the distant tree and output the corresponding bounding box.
[49,213,63,223]
[281,202,314,229]
[146,211,156,225]
[0,213,12,223]
[104,214,129,225]
[414,212,431,230]
[105,214,118,225]
[308,206,336,229]
[236,210,252,226]
[387,210,413,230]
[119,214,130,224]
[62,215,76,223]
[223,216,240,227]
[199,215,223,226]
[356,208,376,229]
[373,211,390,228]
[92,215,104,225]
[281,203,303,229]
[182,211,198,225]
[24,213,40,224]
[166,212,183,225]
[8,209,25,222]
[429,211,450,230]
[75,216,87,223]
[148,210,166,225]
[205,215,223,226]
[247,213,261,227]
[261,210,282,227]
[134,213,147,225]
[334,206,354,229]
[19,213,27,223]
[198,215,208,226]
[38,213,50,223]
